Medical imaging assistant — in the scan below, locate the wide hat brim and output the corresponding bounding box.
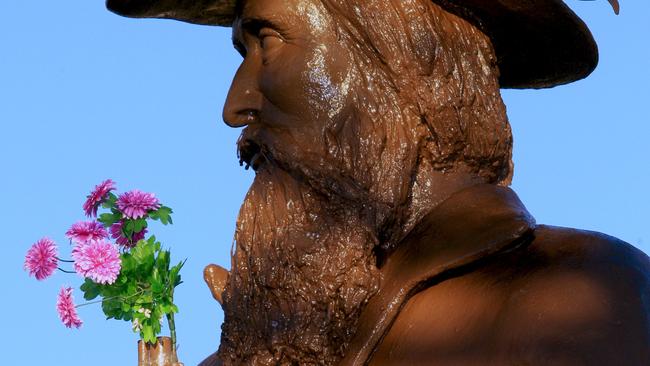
[106,0,610,89]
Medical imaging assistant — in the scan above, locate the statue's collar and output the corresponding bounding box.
[341,184,536,366]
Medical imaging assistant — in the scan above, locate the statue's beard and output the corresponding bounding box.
[216,162,381,365]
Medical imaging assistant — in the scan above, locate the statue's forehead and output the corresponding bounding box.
[238,0,308,18]
[235,0,334,37]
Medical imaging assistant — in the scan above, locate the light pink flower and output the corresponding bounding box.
[65,221,109,245]
[72,239,121,285]
[56,287,83,328]
[83,179,116,217]
[24,237,58,280]
[110,221,147,248]
[116,190,160,219]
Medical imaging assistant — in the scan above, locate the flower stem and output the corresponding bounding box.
[166,287,178,361]
[166,312,177,361]
[57,268,76,274]
[55,257,74,263]
[75,289,146,308]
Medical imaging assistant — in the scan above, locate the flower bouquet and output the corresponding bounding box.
[24,179,185,365]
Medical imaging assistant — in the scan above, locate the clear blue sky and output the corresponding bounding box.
[1,1,648,365]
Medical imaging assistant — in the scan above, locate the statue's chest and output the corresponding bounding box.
[368,270,512,366]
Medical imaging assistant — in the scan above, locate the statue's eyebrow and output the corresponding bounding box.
[240,17,284,35]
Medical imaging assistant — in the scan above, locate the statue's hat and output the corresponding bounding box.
[105,0,618,89]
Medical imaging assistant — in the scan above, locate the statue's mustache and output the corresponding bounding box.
[236,124,376,206]
[237,128,271,171]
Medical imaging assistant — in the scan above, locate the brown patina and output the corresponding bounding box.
[107,0,649,365]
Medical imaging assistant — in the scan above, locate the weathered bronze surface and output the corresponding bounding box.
[108,0,650,365]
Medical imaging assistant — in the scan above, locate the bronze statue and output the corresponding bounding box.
[106,0,650,364]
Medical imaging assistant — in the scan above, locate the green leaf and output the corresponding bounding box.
[132,238,157,274]
[143,324,155,344]
[101,193,118,209]
[121,302,131,312]
[102,298,123,319]
[80,279,101,301]
[123,220,135,237]
[126,281,136,293]
[151,270,163,294]
[151,206,173,225]
[150,308,162,334]
[159,303,172,314]
[120,253,135,273]
[169,259,186,288]
[133,218,147,233]
[98,212,121,227]
[156,250,170,275]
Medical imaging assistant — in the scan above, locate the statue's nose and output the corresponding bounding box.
[223,57,263,127]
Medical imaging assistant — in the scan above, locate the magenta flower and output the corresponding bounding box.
[110,221,147,248]
[65,221,109,245]
[72,240,121,285]
[116,190,160,219]
[56,287,83,328]
[24,237,59,280]
[83,179,116,217]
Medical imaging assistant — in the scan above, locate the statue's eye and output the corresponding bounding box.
[259,27,284,51]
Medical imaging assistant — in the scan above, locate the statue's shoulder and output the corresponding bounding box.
[517,224,650,313]
[523,225,650,294]
[531,224,650,271]
[495,225,650,364]
[371,225,650,365]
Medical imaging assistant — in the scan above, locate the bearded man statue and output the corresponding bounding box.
[106,0,650,365]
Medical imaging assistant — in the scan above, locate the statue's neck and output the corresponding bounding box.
[379,160,487,254]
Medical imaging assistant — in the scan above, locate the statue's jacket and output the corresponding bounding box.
[342,184,650,366]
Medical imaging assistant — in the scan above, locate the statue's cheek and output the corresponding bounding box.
[258,47,306,117]
[258,39,353,132]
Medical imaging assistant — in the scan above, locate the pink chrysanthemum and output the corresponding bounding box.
[24,237,58,280]
[65,221,109,245]
[116,190,160,219]
[56,286,83,328]
[72,239,121,285]
[83,179,116,217]
[110,221,147,248]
